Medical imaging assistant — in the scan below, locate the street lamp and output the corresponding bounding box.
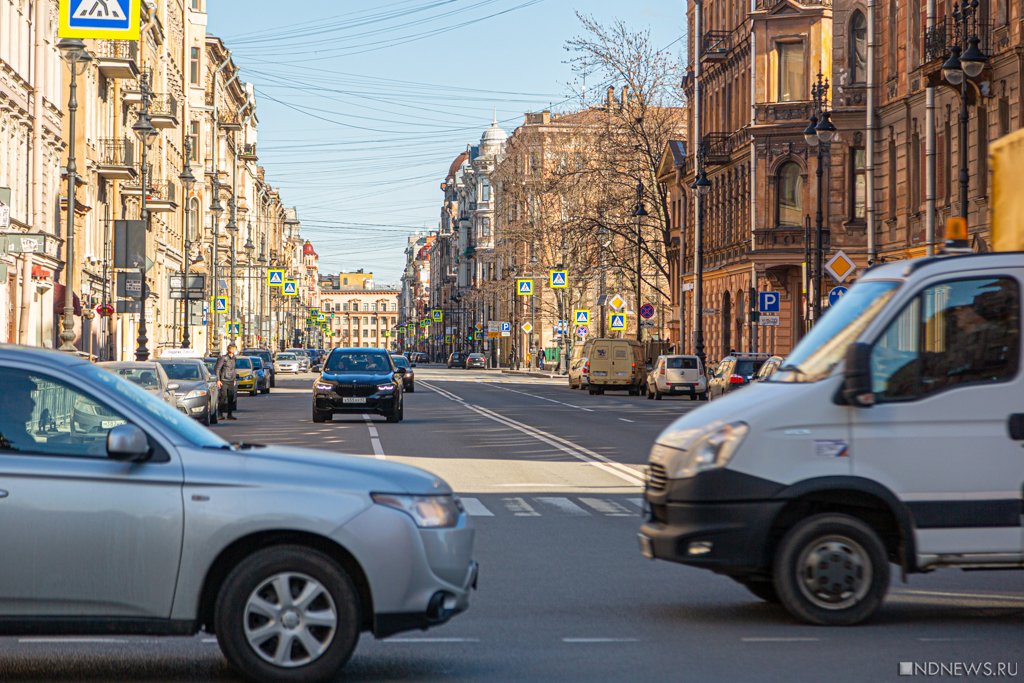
[632,181,648,343]
[690,146,710,371]
[805,71,833,325]
[244,230,254,346]
[941,0,989,223]
[57,38,91,353]
[179,144,197,348]
[133,75,158,361]
[209,191,223,354]
[226,212,237,344]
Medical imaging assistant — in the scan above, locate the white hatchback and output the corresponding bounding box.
[646,355,707,400]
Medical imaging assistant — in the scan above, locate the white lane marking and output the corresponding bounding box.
[384,638,481,643]
[627,497,645,509]
[741,637,821,643]
[460,497,494,517]
[579,497,635,517]
[917,638,981,642]
[487,383,594,412]
[503,496,540,517]
[893,589,1024,602]
[363,414,385,459]
[619,418,635,423]
[536,497,590,516]
[421,381,644,487]
[562,638,639,643]
[19,638,130,644]
[202,637,218,644]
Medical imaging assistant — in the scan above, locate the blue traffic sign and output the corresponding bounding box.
[61,0,140,40]
[500,322,511,333]
[759,291,780,313]
[609,313,627,331]
[828,286,849,307]
[639,303,656,320]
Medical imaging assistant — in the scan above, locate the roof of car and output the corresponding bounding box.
[0,344,90,368]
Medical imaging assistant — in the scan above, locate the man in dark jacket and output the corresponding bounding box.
[215,344,239,420]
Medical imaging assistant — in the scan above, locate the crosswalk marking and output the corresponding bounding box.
[458,496,644,519]
[579,497,634,516]
[535,497,590,516]
[460,497,494,517]
[503,497,541,517]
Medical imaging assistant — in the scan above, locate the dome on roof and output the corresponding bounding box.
[303,241,317,257]
[480,114,507,153]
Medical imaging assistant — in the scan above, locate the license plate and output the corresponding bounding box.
[342,397,366,404]
[638,533,654,560]
[101,420,122,429]
[593,371,608,377]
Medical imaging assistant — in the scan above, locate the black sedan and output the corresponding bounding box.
[391,354,415,392]
[313,348,404,423]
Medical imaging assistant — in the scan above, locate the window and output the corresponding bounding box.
[0,369,128,459]
[481,179,491,202]
[910,131,921,211]
[777,161,803,227]
[188,121,199,162]
[908,2,920,70]
[342,303,349,312]
[998,97,1010,137]
[888,138,897,218]
[343,278,348,285]
[189,47,200,85]
[888,0,898,76]
[363,329,370,338]
[363,304,370,312]
[978,106,989,196]
[778,42,806,102]
[850,11,867,83]
[944,119,952,207]
[871,277,1020,402]
[850,147,866,220]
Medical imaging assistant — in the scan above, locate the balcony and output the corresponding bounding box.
[94,41,138,80]
[149,95,179,129]
[702,30,733,61]
[702,131,746,165]
[239,143,258,161]
[753,227,831,254]
[219,110,242,131]
[96,138,137,180]
[922,19,992,88]
[755,0,831,9]
[754,100,814,125]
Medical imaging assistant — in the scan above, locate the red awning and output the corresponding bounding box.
[52,283,83,316]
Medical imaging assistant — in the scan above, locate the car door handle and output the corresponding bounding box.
[1009,414,1024,441]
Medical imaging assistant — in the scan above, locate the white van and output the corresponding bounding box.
[639,251,1023,625]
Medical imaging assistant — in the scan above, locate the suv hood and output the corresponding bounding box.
[182,444,450,495]
[319,372,395,385]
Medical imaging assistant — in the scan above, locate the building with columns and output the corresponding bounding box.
[319,274,400,351]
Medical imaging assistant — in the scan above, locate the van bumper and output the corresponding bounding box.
[638,500,785,575]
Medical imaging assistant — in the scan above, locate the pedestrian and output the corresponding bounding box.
[215,344,239,421]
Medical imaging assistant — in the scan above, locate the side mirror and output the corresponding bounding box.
[842,342,876,407]
[167,383,180,390]
[107,424,152,463]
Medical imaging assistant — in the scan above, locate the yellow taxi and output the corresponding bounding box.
[235,356,258,396]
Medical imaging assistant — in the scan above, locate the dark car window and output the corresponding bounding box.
[392,356,410,368]
[235,358,253,370]
[159,361,204,381]
[734,359,766,377]
[325,352,393,373]
[666,357,698,370]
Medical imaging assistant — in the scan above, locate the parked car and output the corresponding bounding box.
[465,353,486,369]
[156,356,219,425]
[413,352,429,364]
[285,348,311,373]
[582,338,645,395]
[639,251,1024,626]
[247,356,271,395]
[752,355,785,382]
[235,356,258,397]
[447,352,467,369]
[567,346,589,390]
[241,348,276,388]
[707,352,772,400]
[646,355,708,401]
[313,348,404,423]
[274,351,302,374]
[391,354,416,392]
[98,361,177,407]
[0,345,477,682]
[203,357,235,414]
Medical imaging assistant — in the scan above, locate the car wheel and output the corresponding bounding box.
[699,392,709,401]
[210,402,219,424]
[654,390,663,401]
[214,545,360,683]
[407,383,415,393]
[201,408,211,426]
[731,576,781,604]
[312,408,331,423]
[386,399,403,423]
[772,513,890,626]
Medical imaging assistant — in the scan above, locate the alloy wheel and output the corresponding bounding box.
[243,572,338,668]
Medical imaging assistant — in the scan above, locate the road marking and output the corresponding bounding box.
[384,638,481,643]
[460,497,494,517]
[363,414,385,459]
[536,496,590,516]
[893,589,1024,602]
[486,383,594,412]
[579,497,635,516]
[627,497,645,509]
[741,637,821,643]
[19,637,131,644]
[562,638,639,643]
[503,496,540,517]
[619,418,635,423]
[421,382,643,487]
[917,638,981,642]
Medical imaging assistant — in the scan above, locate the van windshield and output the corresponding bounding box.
[773,280,901,383]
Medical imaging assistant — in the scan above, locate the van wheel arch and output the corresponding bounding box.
[766,478,918,576]
[197,530,375,635]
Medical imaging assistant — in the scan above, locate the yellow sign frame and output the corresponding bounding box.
[59,0,141,40]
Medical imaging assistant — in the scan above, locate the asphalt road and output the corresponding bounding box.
[1,366,1020,682]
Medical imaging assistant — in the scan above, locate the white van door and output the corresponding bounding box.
[851,273,1023,557]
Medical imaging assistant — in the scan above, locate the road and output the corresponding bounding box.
[1,366,1020,682]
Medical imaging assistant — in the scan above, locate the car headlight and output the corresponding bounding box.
[654,421,749,479]
[377,383,396,392]
[184,389,208,400]
[315,382,334,391]
[371,493,462,528]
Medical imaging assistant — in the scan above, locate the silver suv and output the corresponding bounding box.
[0,346,477,682]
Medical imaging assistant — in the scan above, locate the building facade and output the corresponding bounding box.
[319,278,400,351]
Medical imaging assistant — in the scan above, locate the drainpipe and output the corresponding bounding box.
[925,0,937,256]
[749,0,757,352]
[866,0,877,264]
[693,0,703,358]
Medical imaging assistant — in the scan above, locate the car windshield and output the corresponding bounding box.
[235,358,252,370]
[392,356,410,368]
[325,352,392,373]
[103,366,161,389]
[159,361,203,381]
[78,363,228,448]
[666,357,698,370]
[277,353,296,361]
[468,354,484,360]
[735,359,765,377]
[774,280,902,383]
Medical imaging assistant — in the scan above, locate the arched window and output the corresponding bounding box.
[777,162,803,227]
[850,11,867,83]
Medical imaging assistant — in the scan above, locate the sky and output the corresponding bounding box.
[207,0,684,286]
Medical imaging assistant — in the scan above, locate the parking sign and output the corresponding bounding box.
[758,291,780,313]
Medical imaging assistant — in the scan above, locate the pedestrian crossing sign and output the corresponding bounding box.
[317,313,326,323]
[445,335,452,344]
[516,279,534,296]
[573,309,590,325]
[310,308,319,316]
[60,0,140,40]
[609,313,627,331]
[282,280,298,297]
[267,269,285,287]
[213,297,227,313]
[549,270,568,289]
[226,321,240,335]
[432,309,443,323]
[421,320,430,328]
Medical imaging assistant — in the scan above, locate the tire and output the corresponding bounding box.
[772,513,890,626]
[312,408,331,423]
[201,408,211,426]
[407,383,414,393]
[654,390,663,401]
[732,576,781,604]
[588,387,597,395]
[386,399,403,423]
[646,386,654,399]
[700,392,709,401]
[210,402,219,425]
[214,545,361,683]
[250,388,258,397]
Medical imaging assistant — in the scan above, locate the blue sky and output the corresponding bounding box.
[207,0,684,285]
